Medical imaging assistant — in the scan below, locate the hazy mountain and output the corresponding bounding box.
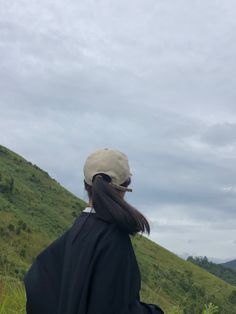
[221,259,236,270]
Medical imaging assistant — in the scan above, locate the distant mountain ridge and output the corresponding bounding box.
[1,144,236,314]
[221,259,236,270]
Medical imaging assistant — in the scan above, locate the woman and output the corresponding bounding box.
[24,148,164,314]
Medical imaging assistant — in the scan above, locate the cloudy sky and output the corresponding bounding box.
[1,0,236,262]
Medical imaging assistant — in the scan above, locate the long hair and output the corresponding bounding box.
[84,173,150,236]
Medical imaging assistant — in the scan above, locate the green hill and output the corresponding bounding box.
[187,256,236,287]
[222,260,236,271]
[0,144,236,314]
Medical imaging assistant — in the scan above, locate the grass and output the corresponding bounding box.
[0,275,26,314]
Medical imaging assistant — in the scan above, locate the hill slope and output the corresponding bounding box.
[187,256,236,287]
[0,144,85,279]
[0,145,236,314]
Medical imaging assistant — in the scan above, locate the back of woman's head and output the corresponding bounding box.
[83,148,150,236]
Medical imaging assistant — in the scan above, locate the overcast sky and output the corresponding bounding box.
[1,0,236,262]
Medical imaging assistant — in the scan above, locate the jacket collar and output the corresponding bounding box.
[82,206,96,213]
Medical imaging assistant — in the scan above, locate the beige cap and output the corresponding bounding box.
[83,148,133,192]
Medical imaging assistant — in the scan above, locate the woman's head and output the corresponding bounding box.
[83,148,133,191]
[83,148,150,236]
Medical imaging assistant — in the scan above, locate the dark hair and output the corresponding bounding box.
[84,173,150,236]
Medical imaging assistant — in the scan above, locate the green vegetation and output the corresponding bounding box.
[187,256,236,287]
[0,144,85,282]
[221,260,236,271]
[203,303,219,314]
[0,275,26,314]
[132,236,236,313]
[1,144,236,313]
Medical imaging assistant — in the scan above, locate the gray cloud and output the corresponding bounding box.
[0,0,236,259]
[201,123,236,147]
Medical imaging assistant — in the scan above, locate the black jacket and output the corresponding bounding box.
[24,211,164,314]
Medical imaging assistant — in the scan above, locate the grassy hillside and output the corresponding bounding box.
[1,144,236,314]
[133,237,236,313]
[0,144,85,281]
[187,256,236,287]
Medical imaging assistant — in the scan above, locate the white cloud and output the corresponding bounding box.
[1,0,236,260]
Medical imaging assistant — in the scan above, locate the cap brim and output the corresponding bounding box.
[110,183,133,192]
